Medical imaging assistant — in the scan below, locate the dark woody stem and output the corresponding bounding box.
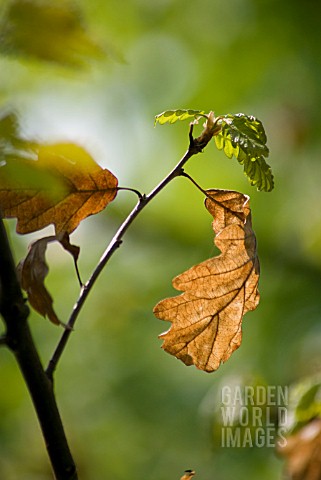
[0,219,78,480]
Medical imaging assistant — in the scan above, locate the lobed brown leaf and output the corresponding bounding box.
[0,143,118,235]
[278,419,321,480]
[154,189,260,373]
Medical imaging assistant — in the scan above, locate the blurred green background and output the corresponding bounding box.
[1,0,321,478]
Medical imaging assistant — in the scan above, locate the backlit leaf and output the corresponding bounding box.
[154,109,207,126]
[154,189,260,372]
[0,143,118,234]
[154,108,273,191]
[215,113,274,192]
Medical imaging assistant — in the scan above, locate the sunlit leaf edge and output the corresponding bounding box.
[154,109,207,126]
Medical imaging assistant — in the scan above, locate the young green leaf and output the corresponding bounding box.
[215,114,274,192]
[154,109,207,126]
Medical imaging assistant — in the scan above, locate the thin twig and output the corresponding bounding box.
[46,131,201,379]
[117,186,144,200]
[180,171,208,195]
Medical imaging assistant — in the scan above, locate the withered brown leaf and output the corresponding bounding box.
[278,419,321,480]
[0,143,118,235]
[17,236,61,325]
[17,234,80,326]
[154,189,260,372]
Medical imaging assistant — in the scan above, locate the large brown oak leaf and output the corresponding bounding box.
[0,143,118,234]
[154,189,260,372]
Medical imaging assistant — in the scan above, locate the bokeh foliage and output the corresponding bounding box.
[1,0,321,479]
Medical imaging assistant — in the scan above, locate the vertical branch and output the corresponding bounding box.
[0,218,78,480]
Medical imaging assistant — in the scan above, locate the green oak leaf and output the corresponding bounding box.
[154,109,207,126]
[215,113,274,192]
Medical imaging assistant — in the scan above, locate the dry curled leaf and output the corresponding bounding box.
[154,189,260,372]
[278,419,321,480]
[0,143,118,235]
[17,236,60,325]
[17,234,80,326]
